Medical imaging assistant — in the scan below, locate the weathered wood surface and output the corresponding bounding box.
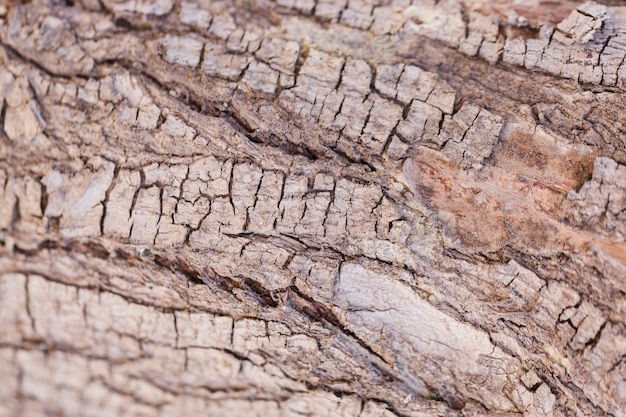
[1,0,625,416]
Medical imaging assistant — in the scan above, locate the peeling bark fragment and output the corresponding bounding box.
[438,102,480,145]
[277,175,308,235]
[130,187,161,244]
[479,36,505,65]
[295,190,331,239]
[374,64,403,99]
[231,162,263,231]
[190,199,236,248]
[524,36,551,70]
[256,38,300,88]
[161,115,196,140]
[174,198,210,229]
[396,100,442,144]
[113,72,145,108]
[143,163,188,246]
[162,35,204,67]
[568,301,605,351]
[209,14,238,40]
[556,3,606,44]
[371,7,407,35]
[340,58,372,97]
[345,183,382,240]
[459,31,484,57]
[533,281,580,329]
[180,1,212,30]
[298,50,345,89]
[397,65,436,105]
[103,170,140,239]
[233,30,263,54]
[442,108,503,169]
[4,104,42,142]
[77,79,99,105]
[243,61,280,94]
[314,0,347,22]
[335,95,374,140]
[137,104,161,130]
[42,158,115,238]
[360,97,403,153]
[184,157,232,200]
[248,171,284,233]
[386,136,409,160]
[503,37,527,66]
[203,42,250,81]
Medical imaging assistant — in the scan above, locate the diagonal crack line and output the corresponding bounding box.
[285,285,394,368]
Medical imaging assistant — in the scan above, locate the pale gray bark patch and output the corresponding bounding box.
[334,263,518,411]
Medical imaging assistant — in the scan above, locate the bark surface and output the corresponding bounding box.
[1,0,626,416]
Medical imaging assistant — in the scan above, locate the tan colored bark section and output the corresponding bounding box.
[1,0,625,416]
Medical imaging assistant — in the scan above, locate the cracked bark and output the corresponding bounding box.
[1,0,626,416]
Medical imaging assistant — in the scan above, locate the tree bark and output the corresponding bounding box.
[1,0,625,416]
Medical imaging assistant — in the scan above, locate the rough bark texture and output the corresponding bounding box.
[1,0,626,416]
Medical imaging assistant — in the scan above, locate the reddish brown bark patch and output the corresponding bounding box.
[402,116,595,255]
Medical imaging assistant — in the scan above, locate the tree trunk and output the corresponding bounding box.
[1,0,625,415]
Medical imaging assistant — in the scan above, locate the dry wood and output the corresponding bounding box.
[1,0,625,416]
